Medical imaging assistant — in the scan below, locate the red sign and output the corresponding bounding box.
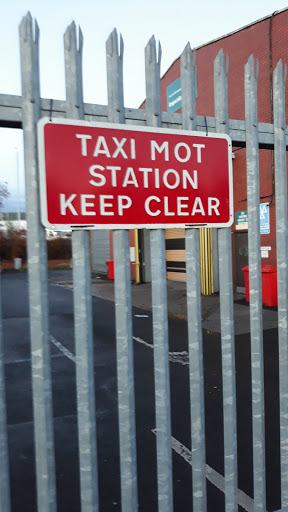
[38,119,233,230]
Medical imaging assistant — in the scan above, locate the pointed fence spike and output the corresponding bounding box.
[181,43,191,70]
[106,29,118,58]
[106,31,113,58]
[19,16,27,41]
[64,20,84,118]
[64,22,77,52]
[63,24,70,47]
[226,55,229,76]
[70,22,77,51]
[245,62,250,81]
[145,41,151,63]
[193,47,196,67]
[26,10,33,27]
[146,36,156,64]
[119,33,124,59]
[245,37,266,512]
[111,27,118,50]
[157,41,162,65]
[34,19,40,44]
[19,8,57,511]
[273,59,282,77]
[148,34,156,45]
[78,26,84,53]
[284,63,287,84]
[218,48,224,61]
[185,41,191,53]
[214,42,238,512]
[106,27,125,121]
[274,60,284,88]
[66,20,76,39]
[19,12,39,45]
[215,49,225,75]
[25,12,33,41]
[256,59,259,82]
[245,55,254,81]
[273,53,288,511]
[63,12,98,511]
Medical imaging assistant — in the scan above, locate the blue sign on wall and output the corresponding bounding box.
[167,78,182,113]
[260,203,270,234]
[167,72,198,113]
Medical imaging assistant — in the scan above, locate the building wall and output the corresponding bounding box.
[91,230,110,273]
[159,9,288,284]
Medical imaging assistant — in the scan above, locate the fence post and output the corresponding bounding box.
[145,35,174,512]
[19,13,57,512]
[181,42,207,512]
[214,49,238,512]
[273,59,288,510]
[0,275,10,512]
[106,29,138,512]
[245,54,266,511]
[64,22,99,512]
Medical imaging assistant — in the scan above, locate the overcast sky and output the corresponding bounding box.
[1,0,288,212]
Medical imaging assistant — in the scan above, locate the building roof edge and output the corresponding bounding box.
[162,7,288,81]
[139,7,288,107]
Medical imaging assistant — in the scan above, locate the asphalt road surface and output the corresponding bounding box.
[1,272,281,511]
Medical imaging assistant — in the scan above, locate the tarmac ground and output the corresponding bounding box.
[1,269,281,511]
[49,270,279,336]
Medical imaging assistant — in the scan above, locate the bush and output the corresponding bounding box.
[0,224,71,261]
[11,234,27,259]
[0,223,27,261]
[47,237,72,260]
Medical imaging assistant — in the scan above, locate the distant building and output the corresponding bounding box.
[0,212,26,232]
[0,213,63,240]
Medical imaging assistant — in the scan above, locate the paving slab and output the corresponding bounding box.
[202,302,278,335]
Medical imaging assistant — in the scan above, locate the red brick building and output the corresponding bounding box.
[158,7,288,290]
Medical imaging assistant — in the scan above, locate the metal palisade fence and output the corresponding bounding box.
[0,10,288,512]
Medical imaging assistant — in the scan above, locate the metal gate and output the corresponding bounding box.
[0,11,288,512]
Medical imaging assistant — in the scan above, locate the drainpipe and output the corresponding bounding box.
[268,11,276,205]
[134,229,140,284]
